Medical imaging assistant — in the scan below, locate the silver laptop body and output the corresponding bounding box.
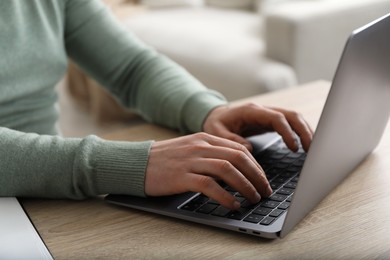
[0,197,53,259]
[106,13,390,239]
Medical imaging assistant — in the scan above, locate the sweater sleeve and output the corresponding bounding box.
[0,127,152,199]
[1,0,227,199]
[64,0,227,133]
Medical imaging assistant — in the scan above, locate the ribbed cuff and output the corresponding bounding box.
[91,138,153,197]
[181,90,227,134]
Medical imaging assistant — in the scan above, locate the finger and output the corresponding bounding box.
[201,135,268,183]
[191,158,264,204]
[238,104,313,152]
[271,107,313,152]
[207,124,253,151]
[265,110,300,152]
[206,135,272,196]
[198,133,256,165]
[235,105,299,152]
[288,117,312,152]
[186,174,240,210]
[191,146,272,200]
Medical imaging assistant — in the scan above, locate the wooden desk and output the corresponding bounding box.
[21,81,390,259]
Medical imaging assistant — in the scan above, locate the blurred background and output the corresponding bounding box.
[60,0,390,137]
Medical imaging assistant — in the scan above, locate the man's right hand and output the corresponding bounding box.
[144,132,272,210]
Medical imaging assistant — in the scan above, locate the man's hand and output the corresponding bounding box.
[203,103,313,152]
[145,102,313,210]
[145,133,272,210]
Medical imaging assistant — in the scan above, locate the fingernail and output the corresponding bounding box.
[294,139,300,151]
[267,186,273,196]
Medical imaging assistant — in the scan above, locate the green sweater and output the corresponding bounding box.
[0,0,226,199]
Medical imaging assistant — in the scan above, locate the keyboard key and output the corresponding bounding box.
[269,194,288,202]
[260,216,275,225]
[278,202,290,210]
[273,162,290,169]
[208,199,220,205]
[240,200,256,209]
[196,203,218,214]
[273,176,291,183]
[244,214,264,224]
[286,166,302,173]
[270,153,287,160]
[281,157,296,164]
[193,195,209,204]
[286,153,303,159]
[269,209,284,218]
[211,206,231,217]
[292,160,304,167]
[228,208,252,220]
[277,188,294,195]
[252,207,272,216]
[284,181,297,189]
[279,147,291,152]
[263,166,272,173]
[262,200,280,209]
[266,168,281,176]
[270,182,283,190]
[181,202,202,211]
[279,171,296,178]
[291,176,299,183]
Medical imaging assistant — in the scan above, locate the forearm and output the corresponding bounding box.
[65,0,227,134]
[0,127,152,199]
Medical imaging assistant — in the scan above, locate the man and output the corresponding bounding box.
[0,0,312,210]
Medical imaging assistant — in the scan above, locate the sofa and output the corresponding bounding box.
[124,0,390,100]
[66,0,390,124]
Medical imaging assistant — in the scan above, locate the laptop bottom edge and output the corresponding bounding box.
[105,194,284,239]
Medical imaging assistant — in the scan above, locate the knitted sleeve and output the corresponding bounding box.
[64,0,227,134]
[0,127,153,198]
[0,0,227,199]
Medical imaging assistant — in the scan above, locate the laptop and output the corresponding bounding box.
[0,197,53,259]
[105,13,390,239]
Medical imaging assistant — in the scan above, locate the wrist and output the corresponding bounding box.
[202,105,228,132]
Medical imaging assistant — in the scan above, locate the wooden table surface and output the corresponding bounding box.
[21,81,390,259]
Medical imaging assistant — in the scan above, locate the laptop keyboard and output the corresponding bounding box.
[180,139,306,226]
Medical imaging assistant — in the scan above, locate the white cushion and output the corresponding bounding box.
[140,0,203,8]
[257,0,322,13]
[265,0,390,83]
[205,0,255,10]
[125,8,296,100]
